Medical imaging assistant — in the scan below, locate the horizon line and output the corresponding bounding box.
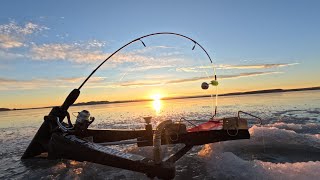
[2,86,319,111]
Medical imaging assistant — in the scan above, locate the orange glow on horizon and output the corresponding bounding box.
[1,80,319,109]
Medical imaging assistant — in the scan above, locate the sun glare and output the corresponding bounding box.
[151,93,162,115]
[151,93,162,101]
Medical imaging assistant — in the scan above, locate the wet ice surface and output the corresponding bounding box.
[0,90,319,179]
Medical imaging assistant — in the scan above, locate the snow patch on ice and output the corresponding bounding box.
[199,126,320,179]
[205,151,320,180]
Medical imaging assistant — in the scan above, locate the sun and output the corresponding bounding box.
[150,93,162,101]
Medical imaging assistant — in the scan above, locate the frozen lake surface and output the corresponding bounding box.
[0,90,319,179]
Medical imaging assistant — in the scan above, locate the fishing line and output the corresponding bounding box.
[72,112,78,117]
[213,67,218,114]
[203,63,218,118]
[119,71,128,82]
[191,48,218,119]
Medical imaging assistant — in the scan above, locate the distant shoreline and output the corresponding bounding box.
[1,86,319,112]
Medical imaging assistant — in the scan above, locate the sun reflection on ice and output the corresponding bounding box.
[151,94,162,116]
[152,99,162,115]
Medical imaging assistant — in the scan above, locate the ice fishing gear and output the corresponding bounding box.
[21,32,260,179]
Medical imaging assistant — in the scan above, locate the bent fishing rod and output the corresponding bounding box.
[61,32,217,113]
[78,32,214,90]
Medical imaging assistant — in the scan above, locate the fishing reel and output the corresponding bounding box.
[74,110,95,132]
[201,80,219,90]
[55,109,95,133]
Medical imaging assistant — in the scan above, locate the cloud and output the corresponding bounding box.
[0,77,19,83]
[0,50,24,59]
[219,71,282,79]
[0,76,106,90]
[101,46,183,67]
[217,63,299,70]
[29,40,145,63]
[0,78,40,90]
[129,45,178,54]
[57,76,106,83]
[176,63,299,72]
[29,42,183,68]
[0,71,282,90]
[29,42,107,63]
[0,34,23,48]
[0,21,48,49]
[176,66,210,73]
[29,42,154,64]
[119,80,165,87]
[0,24,183,67]
[122,65,174,72]
[0,21,48,35]
[120,71,282,87]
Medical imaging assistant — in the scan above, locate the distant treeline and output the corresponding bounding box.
[73,101,110,106]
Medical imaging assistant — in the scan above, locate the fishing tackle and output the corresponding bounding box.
[22,32,260,180]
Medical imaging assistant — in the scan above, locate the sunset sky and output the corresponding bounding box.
[0,0,319,109]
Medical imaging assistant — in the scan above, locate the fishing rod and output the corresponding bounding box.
[61,32,218,116]
[78,32,214,90]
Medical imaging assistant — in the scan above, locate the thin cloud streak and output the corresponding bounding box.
[120,71,282,87]
[0,50,24,59]
[176,63,299,72]
[121,65,174,73]
[217,63,299,69]
[219,71,282,79]
[128,45,177,54]
[0,76,107,90]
